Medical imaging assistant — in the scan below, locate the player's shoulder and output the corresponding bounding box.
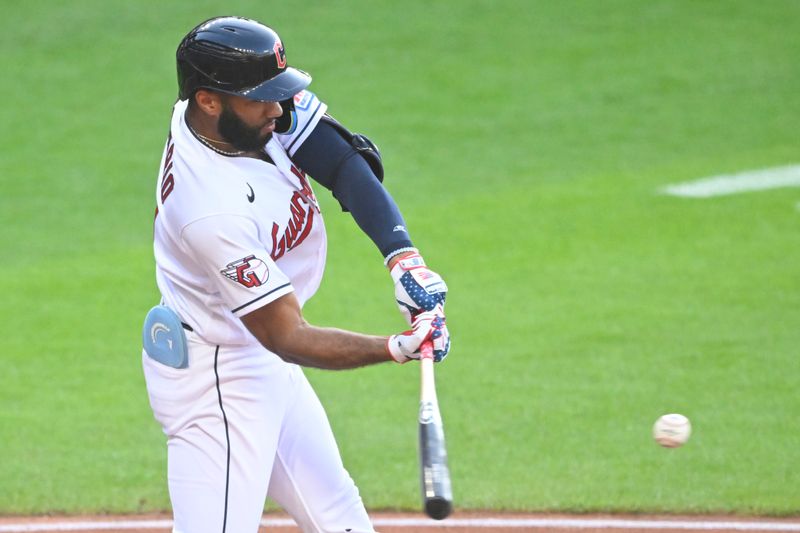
[291,90,320,115]
[158,105,252,230]
[274,90,328,155]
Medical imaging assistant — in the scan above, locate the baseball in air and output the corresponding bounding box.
[653,413,691,448]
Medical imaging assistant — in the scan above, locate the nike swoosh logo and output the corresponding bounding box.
[246,183,255,203]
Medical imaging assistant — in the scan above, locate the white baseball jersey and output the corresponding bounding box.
[144,91,376,532]
[153,90,328,346]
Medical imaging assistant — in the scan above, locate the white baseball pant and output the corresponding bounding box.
[143,332,375,533]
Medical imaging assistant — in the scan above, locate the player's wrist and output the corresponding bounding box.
[384,247,419,269]
[386,335,409,363]
[388,252,426,283]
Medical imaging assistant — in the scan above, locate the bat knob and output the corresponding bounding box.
[425,497,452,520]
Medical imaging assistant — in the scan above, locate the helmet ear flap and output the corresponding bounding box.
[274,97,296,134]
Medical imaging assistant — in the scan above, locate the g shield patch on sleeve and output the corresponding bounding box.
[143,305,189,369]
[221,255,270,288]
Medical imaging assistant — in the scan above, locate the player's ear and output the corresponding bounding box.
[194,89,223,117]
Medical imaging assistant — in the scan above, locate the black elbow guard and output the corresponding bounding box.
[320,114,384,183]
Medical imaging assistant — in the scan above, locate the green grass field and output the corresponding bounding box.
[2,0,799,516]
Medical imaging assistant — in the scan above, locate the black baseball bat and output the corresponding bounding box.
[418,342,453,520]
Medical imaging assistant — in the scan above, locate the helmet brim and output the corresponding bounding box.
[238,67,311,102]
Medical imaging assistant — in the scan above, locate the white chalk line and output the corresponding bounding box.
[2,517,800,531]
[660,164,800,198]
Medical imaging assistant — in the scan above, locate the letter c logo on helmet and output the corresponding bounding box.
[274,40,287,69]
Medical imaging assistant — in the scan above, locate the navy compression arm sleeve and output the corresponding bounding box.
[293,120,414,258]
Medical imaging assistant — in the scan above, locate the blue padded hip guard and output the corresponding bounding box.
[142,306,189,369]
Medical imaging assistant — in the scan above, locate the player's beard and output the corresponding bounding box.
[218,106,272,152]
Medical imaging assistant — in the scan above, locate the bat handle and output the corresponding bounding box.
[420,340,434,361]
[417,339,452,520]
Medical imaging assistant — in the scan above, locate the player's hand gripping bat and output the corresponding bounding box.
[418,341,453,519]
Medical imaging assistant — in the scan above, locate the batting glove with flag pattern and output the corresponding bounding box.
[387,304,450,363]
[390,252,448,325]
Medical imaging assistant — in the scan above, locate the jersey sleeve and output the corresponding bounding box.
[274,90,328,157]
[181,214,294,317]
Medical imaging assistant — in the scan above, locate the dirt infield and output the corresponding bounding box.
[2,512,800,533]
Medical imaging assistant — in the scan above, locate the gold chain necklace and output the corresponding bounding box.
[187,124,245,157]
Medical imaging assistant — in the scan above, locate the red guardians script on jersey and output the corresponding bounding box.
[271,165,320,261]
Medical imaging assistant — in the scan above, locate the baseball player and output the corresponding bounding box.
[141,16,450,533]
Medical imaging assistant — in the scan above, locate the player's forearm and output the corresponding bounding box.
[240,295,393,370]
[333,167,414,257]
[269,323,392,370]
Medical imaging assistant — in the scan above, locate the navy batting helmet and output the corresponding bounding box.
[176,16,311,102]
